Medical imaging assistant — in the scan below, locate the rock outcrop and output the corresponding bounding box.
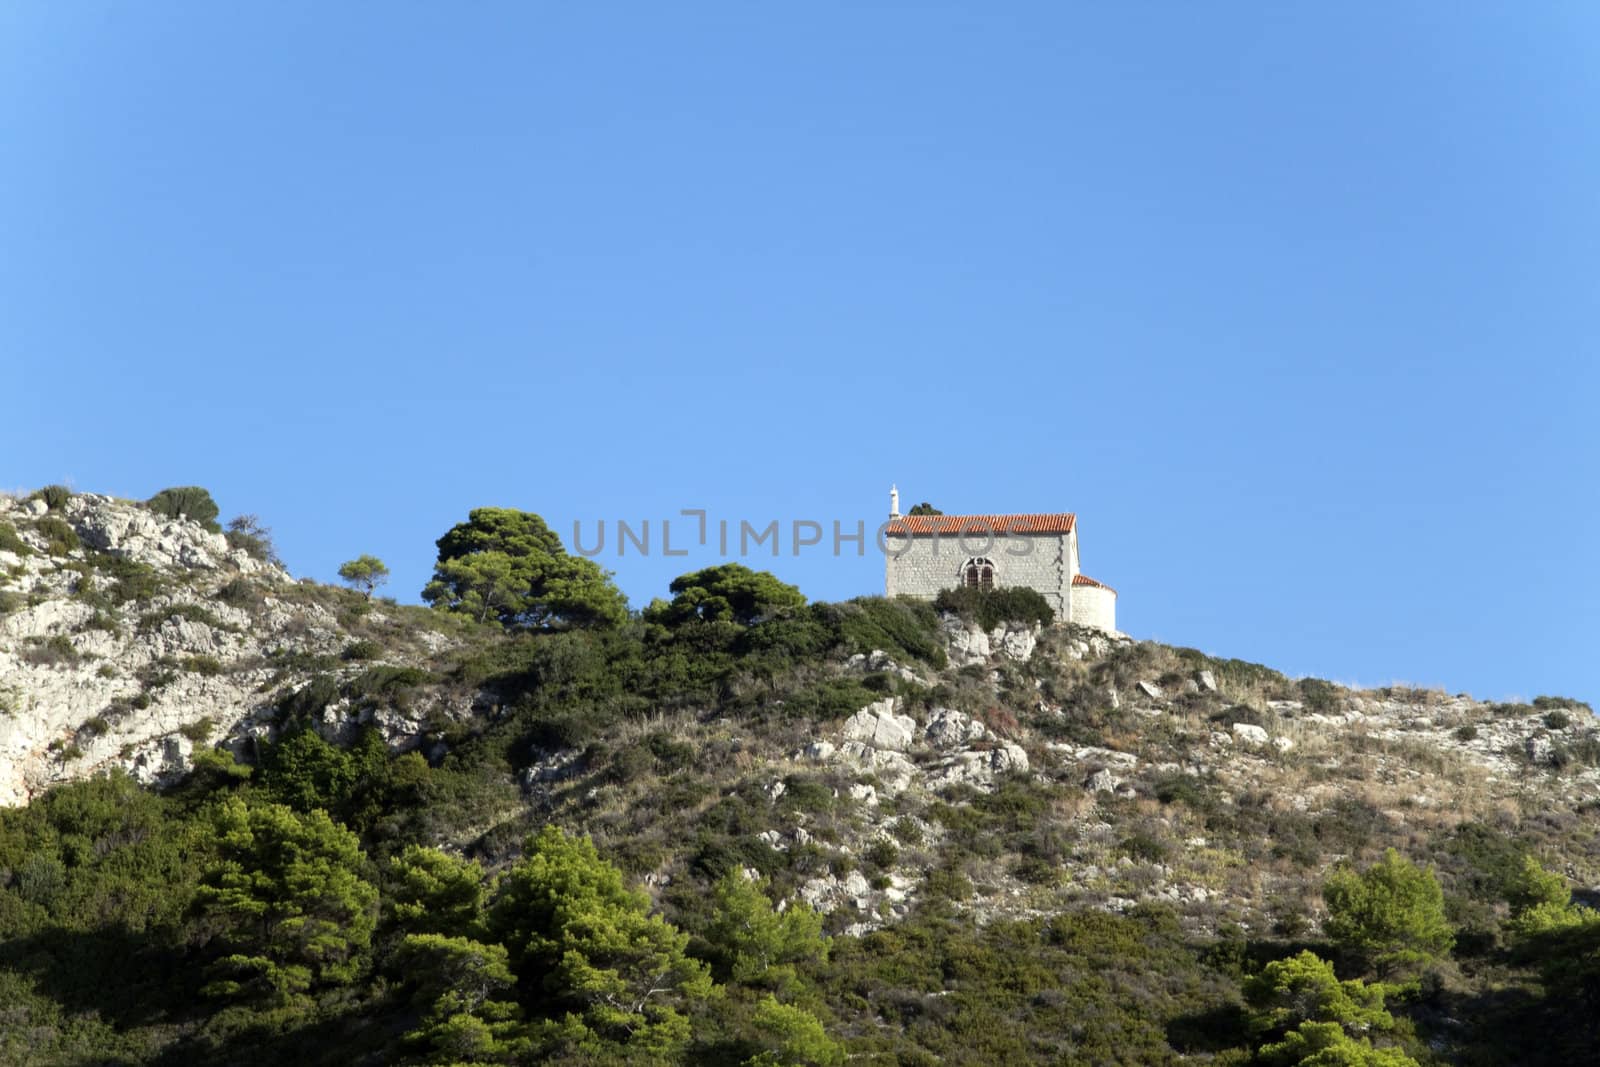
[0,493,461,806]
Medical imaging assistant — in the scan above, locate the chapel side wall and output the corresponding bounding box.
[885,532,1067,614]
[1070,585,1117,633]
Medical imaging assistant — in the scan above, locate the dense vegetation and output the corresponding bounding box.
[1,499,1598,1065]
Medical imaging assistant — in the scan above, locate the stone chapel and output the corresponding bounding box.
[882,486,1117,633]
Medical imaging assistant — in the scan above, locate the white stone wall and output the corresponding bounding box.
[1070,584,1117,633]
[886,532,1072,615]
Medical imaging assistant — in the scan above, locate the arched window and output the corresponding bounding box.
[961,558,995,589]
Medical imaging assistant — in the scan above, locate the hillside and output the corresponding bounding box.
[1,488,1597,1066]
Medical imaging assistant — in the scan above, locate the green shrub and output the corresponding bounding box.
[934,585,1054,630]
[95,555,161,603]
[1534,694,1593,715]
[862,839,900,872]
[179,717,216,742]
[832,596,948,667]
[217,577,261,607]
[138,603,234,633]
[1119,832,1171,863]
[772,679,880,723]
[0,521,31,557]
[1543,710,1572,731]
[1454,724,1479,742]
[34,485,71,510]
[183,655,224,676]
[145,485,221,532]
[779,774,835,814]
[1323,848,1454,975]
[1172,647,1287,693]
[1210,704,1267,728]
[36,516,79,556]
[341,639,384,662]
[644,731,695,770]
[224,514,278,563]
[1298,677,1340,714]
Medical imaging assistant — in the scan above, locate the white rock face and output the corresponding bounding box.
[844,649,923,684]
[999,626,1037,662]
[922,707,989,749]
[1136,680,1165,700]
[943,617,991,666]
[841,699,917,752]
[0,492,461,806]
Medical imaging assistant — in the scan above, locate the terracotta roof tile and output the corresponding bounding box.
[1073,574,1116,594]
[885,513,1076,536]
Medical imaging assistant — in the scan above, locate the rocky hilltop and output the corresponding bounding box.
[2,490,1595,935]
[2,488,1598,1065]
[0,492,466,806]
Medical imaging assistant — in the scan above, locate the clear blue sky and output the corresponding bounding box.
[3,3,1596,704]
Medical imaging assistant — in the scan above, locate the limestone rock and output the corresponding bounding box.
[922,707,988,750]
[838,742,918,792]
[1086,768,1120,793]
[942,616,991,667]
[1136,680,1164,700]
[1197,670,1218,693]
[129,734,194,788]
[1232,723,1270,746]
[999,625,1037,662]
[802,740,837,761]
[841,699,916,752]
[927,740,1029,790]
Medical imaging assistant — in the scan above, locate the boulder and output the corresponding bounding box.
[1197,670,1218,693]
[922,707,989,750]
[802,740,836,762]
[1136,680,1165,700]
[841,699,916,752]
[999,626,1037,662]
[1232,723,1270,746]
[943,616,991,666]
[1085,768,1120,793]
[927,741,1029,790]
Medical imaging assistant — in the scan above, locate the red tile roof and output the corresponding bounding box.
[1073,574,1116,594]
[885,513,1076,536]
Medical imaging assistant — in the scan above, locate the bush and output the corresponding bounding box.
[832,596,948,667]
[1543,710,1572,731]
[1298,677,1340,714]
[1454,724,1479,742]
[183,655,225,676]
[138,603,234,633]
[36,516,79,556]
[341,639,384,662]
[1323,848,1454,975]
[225,514,278,564]
[145,486,221,532]
[1120,832,1171,863]
[96,555,161,603]
[34,485,71,510]
[0,522,33,557]
[179,717,216,742]
[1534,694,1593,715]
[217,576,260,607]
[934,585,1054,630]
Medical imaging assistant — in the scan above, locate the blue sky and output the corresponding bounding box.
[3,3,1596,704]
